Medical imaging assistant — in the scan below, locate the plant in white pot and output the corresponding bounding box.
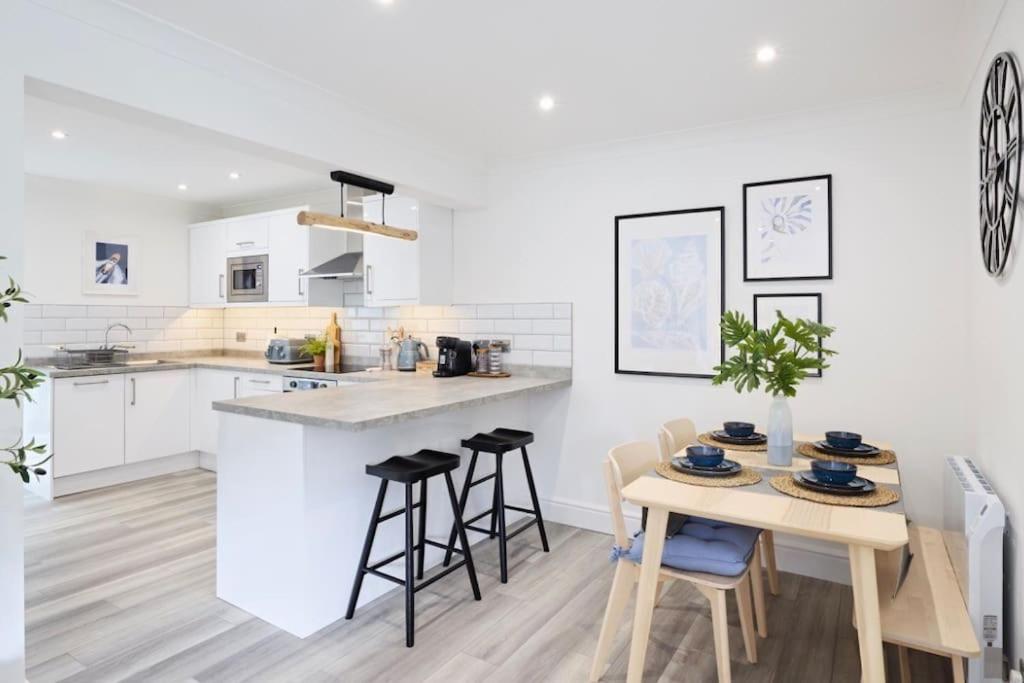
[0,256,49,481]
[711,310,836,466]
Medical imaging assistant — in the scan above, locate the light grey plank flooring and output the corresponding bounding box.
[23,470,954,682]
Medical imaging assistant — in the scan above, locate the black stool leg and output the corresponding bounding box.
[404,483,415,647]
[416,479,427,580]
[488,479,499,539]
[521,446,550,552]
[442,451,479,567]
[346,479,388,619]
[444,471,481,600]
[495,452,508,583]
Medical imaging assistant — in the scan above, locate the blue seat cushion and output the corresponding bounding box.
[625,519,760,577]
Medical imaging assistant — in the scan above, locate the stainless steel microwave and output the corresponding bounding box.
[226,254,268,303]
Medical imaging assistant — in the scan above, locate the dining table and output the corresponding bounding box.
[620,433,908,683]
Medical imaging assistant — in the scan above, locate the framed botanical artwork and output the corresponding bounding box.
[743,174,832,281]
[82,232,139,296]
[614,207,725,378]
[753,292,824,377]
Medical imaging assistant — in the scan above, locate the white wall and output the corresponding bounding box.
[0,3,25,679]
[24,175,214,306]
[962,0,1024,667]
[455,99,970,577]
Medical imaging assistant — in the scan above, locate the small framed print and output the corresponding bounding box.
[82,232,139,296]
[614,207,725,378]
[753,292,823,377]
[743,174,832,281]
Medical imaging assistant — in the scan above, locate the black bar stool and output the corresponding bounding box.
[345,449,481,647]
[442,428,549,583]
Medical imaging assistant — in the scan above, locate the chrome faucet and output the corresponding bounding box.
[103,322,133,349]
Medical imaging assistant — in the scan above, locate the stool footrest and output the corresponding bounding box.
[464,508,496,525]
[505,504,535,515]
[365,567,405,586]
[467,473,496,487]
[505,516,538,540]
[414,561,470,593]
[378,500,423,523]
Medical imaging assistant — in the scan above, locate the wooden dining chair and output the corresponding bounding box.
[658,417,781,597]
[589,441,766,683]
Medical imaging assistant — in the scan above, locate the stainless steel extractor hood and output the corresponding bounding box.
[299,252,363,280]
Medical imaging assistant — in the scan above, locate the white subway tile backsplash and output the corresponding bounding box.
[459,319,494,334]
[66,318,110,331]
[553,335,572,352]
[514,334,554,351]
[41,330,86,344]
[163,307,189,317]
[492,319,533,335]
[533,351,572,367]
[42,305,86,318]
[514,303,553,319]
[445,305,477,319]
[477,304,514,319]
[22,305,41,318]
[24,318,66,331]
[23,331,41,345]
[87,305,127,318]
[553,303,572,319]
[532,319,571,335]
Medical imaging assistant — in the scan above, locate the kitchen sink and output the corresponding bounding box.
[109,359,177,367]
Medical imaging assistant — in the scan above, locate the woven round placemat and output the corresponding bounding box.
[768,475,899,508]
[796,441,897,466]
[697,432,768,452]
[655,462,762,487]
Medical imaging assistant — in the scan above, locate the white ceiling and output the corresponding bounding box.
[111,0,976,160]
[24,90,330,206]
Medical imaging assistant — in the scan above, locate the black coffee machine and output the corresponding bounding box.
[434,336,473,377]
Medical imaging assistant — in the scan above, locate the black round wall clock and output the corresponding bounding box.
[979,51,1022,276]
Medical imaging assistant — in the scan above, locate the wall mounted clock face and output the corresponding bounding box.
[980,52,1022,276]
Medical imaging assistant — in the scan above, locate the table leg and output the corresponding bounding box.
[626,506,669,683]
[848,544,885,683]
[951,655,966,683]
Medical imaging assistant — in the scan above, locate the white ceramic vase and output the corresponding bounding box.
[767,395,794,466]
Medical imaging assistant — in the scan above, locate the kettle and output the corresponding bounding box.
[396,336,429,371]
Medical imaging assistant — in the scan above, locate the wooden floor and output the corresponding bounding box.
[23,470,954,682]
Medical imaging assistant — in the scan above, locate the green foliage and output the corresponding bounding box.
[711,309,837,398]
[300,335,328,356]
[0,255,51,481]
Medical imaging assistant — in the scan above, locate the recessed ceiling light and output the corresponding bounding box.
[377,0,394,5]
[228,172,240,180]
[50,130,68,140]
[756,45,777,64]
[177,184,188,191]
[538,95,555,112]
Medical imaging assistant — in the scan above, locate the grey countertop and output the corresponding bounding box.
[35,354,571,431]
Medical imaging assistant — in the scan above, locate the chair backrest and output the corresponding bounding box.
[658,417,697,462]
[604,441,660,548]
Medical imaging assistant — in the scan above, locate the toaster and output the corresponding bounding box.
[265,338,312,364]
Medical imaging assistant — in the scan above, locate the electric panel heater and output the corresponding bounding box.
[943,456,1005,683]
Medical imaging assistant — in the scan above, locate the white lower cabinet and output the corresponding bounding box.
[52,375,126,477]
[236,372,281,398]
[125,370,191,464]
[190,369,240,454]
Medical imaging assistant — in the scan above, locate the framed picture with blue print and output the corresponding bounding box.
[614,207,725,378]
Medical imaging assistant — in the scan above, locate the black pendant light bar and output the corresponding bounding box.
[329,170,395,196]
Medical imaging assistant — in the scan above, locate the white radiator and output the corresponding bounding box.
[943,456,1005,683]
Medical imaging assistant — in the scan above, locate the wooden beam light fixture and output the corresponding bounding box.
[296,170,418,241]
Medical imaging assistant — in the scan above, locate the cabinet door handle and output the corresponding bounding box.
[130,377,136,406]
[366,264,373,295]
[298,268,305,296]
[219,274,225,298]
[73,379,109,387]
[248,379,271,385]
[233,376,239,398]
[235,240,256,247]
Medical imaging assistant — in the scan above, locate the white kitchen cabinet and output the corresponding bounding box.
[125,370,191,464]
[226,215,269,253]
[189,221,227,306]
[52,375,126,477]
[236,372,282,398]
[362,195,452,307]
[190,369,240,455]
[268,211,310,304]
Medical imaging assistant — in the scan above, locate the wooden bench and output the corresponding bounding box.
[859,525,980,683]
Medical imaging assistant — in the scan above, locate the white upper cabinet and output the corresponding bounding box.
[189,221,227,307]
[362,195,452,307]
[226,215,270,253]
[268,211,310,304]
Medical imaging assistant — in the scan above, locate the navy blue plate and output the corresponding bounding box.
[793,471,876,495]
[813,440,881,457]
[711,430,767,445]
[671,457,742,477]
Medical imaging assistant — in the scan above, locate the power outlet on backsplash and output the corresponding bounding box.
[236,331,247,342]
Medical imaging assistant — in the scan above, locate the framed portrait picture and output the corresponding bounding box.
[753,292,824,377]
[614,207,725,378]
[743,174,832,281]
[82,232,139,296]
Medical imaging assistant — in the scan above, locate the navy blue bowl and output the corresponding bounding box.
[825,431,862,450]
[723,421,755,438]
[685,445,725,467]
[811,460,857,484]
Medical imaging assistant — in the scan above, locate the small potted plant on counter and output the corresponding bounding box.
[301,335,328,372]
[711,310,836,466]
